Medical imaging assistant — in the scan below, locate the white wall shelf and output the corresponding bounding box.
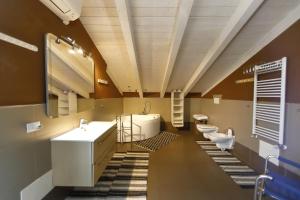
[171,90,184,127]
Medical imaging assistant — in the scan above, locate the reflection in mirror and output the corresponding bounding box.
[78,97,95,113]
[45,33,95,118]
[48,94,58,118]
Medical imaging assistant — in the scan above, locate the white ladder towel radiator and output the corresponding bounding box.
[252,57,287,149]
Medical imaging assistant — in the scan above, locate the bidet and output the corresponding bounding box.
[206,128,235,151]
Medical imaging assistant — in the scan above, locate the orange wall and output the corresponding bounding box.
[204,20,300,103]
[0,0,121,106]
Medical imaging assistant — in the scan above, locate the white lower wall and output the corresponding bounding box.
[20,170,53,200]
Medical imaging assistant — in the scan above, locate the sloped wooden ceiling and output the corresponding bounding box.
[192,0,300,95]
[80,0,300,97]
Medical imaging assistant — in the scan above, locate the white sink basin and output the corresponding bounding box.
[193,114,208,121]
[51,121,116,142]
[87,121,115,132]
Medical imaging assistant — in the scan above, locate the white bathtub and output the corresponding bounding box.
[117,114,160,142]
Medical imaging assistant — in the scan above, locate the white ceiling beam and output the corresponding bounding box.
[183,0,264,96]
[115,0,143,98]
[201,3,300,96]
[160,0,194,98]
[106,68,123,95]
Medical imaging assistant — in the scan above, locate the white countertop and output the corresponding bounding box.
[51,121,116,142]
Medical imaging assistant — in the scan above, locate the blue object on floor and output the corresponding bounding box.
[254,156,300,200]
[265,171,300,200]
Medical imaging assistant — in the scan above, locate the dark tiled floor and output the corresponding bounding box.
[44,129,255,200]
[147,130,253,200]
[43,187,73,200]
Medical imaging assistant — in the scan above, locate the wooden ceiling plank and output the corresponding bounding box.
[201,3,300,96]
[183,0,264,96]
[160,0,194,97]
[115,0,143,98]
[106,68,123,95]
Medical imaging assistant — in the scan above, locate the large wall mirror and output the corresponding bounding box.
[45,33,95,118]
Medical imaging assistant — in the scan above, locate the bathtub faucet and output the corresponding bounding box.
[142,101,151,115]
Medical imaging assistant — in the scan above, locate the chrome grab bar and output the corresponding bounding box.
[254,175,273,200]
[116,114,133,144]
[264,155,278,174]
[254,155,300,200]
[253,155,277,200]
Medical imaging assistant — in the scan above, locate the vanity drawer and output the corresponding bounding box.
[95,127,114,143]
[51,122,117,187]
[93,146,115,184]
[94,129,117,162]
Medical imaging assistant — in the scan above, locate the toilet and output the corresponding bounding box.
[206,128,235,151]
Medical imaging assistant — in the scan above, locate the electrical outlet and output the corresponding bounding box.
[26,121,42,133]
[213,95,222,104]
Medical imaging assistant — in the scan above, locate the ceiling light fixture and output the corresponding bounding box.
[55,37,60,44]
[66,37,72,42]
[59,36,92,59]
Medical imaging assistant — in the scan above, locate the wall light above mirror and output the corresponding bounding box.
[45,33,95,118]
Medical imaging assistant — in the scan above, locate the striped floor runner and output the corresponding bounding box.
[67,151,149,199]
[196,140,258,188]
[134,131,179,151]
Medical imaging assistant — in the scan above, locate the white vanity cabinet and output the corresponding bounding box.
[51,122,117,187]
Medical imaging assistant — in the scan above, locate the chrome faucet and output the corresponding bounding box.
[79,118,88,131]
[142,101,151,115]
